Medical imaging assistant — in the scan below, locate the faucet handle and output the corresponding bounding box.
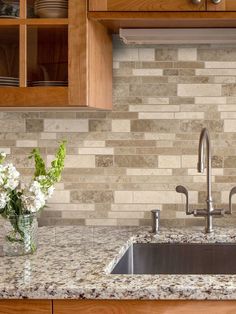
[225,186,236,215]
[176,185,193,215]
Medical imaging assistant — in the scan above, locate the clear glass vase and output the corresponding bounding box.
[3,213,38,256]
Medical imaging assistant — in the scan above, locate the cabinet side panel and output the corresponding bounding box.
[88,20,112,109]
[69,0,87,106]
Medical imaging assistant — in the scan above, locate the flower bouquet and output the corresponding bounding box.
[0,142,66,256]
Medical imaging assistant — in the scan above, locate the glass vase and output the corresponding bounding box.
[3,213,38,256]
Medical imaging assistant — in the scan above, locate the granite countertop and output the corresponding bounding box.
[1,226,236,300]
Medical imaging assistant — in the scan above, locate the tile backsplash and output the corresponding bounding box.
[2,39,236,227]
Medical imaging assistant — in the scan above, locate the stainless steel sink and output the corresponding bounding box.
[111,243,236,275]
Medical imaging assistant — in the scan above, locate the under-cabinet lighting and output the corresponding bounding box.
[120,28,236,45]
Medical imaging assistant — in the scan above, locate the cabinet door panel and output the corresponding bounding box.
[207,0,236,11]
[53,300,236,314]
[0,300,52,314]
[89,0,206,12]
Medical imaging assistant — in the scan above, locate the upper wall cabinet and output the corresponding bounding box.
[0,0,112,109]
[89,0,206,11]
[207,0,236,11]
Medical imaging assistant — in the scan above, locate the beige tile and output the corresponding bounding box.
[113,61,119,69]
[114,155,158,168]
[196,69,236,76]
[205,62,236,68]
[178,84,221,97]
[182,155,197,168]
[178,48,197,61]
[114,191,133,203]
[83,141,105,147]
[129,105,179,112]
[41,133,57,140]
[132,69,163,76]
[47,155,95,168]
[78,148,114,155]
[146,97,169,105]
[85,219,117,226]
[108,211,144,219]
[158,156,181,168]
[111,204,162,212]
[112,120,130,132]
[138,48,155,61]
[174,112,204,119]
[221,112,236,119]
[195,97,226,104]
[48,204,95,211]
[139,113,174,119]
[113,48,139,61]
[16,140,38,147]
[224,120,236,132]
[48,190,70,204]
[218,105,236,111]
[133,191,198,204]
[131,120,179,132]
[127,168,172,176]
[44,119,88,132]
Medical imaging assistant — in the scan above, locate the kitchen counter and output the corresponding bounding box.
[1,226,236,300]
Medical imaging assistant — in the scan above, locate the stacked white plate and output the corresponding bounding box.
[34,0,68,18]
[0,76,19,87]
[31,81,68,87]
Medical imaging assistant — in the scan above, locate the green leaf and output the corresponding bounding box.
[29,148,47,178]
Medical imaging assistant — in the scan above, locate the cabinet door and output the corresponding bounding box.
[53,300,236,314]
[0,300,52,314]
[89,0,206,11]
[207,0,236,11]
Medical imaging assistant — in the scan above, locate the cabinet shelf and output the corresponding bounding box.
[0,18,68,26]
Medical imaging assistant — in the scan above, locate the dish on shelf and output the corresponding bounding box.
[31,80,68,87]
[0,15,18,18]
[34,0,68,18]
[0,0,19,18]
[0,76,19,87]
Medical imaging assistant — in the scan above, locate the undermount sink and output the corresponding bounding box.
[111,243,236,275]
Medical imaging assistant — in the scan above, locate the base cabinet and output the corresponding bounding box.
[53,300,236,314]
[1,300,236,314]
[0,300,52,314]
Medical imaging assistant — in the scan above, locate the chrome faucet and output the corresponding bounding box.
[176,128,236,233]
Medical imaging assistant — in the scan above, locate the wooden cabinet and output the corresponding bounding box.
[0,300,52,314]
[89,0,206,12]
[1,300,236,313]
[207,0,236,11]
[53,300,236,314]
[0,0,112,109]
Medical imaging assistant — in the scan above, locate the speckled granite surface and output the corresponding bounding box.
[1,226,236,300]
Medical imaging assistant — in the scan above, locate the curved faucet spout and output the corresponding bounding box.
[197,128,214,232]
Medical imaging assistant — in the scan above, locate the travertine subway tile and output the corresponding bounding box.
[178,84,221,97]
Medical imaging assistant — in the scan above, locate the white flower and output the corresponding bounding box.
[0,163,20,191]
[0,189,9,209]
[21,181,46,213]
[0,152,6,158]
[46,186,55,199]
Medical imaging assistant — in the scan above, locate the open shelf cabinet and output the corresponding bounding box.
[0,0,112,109]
